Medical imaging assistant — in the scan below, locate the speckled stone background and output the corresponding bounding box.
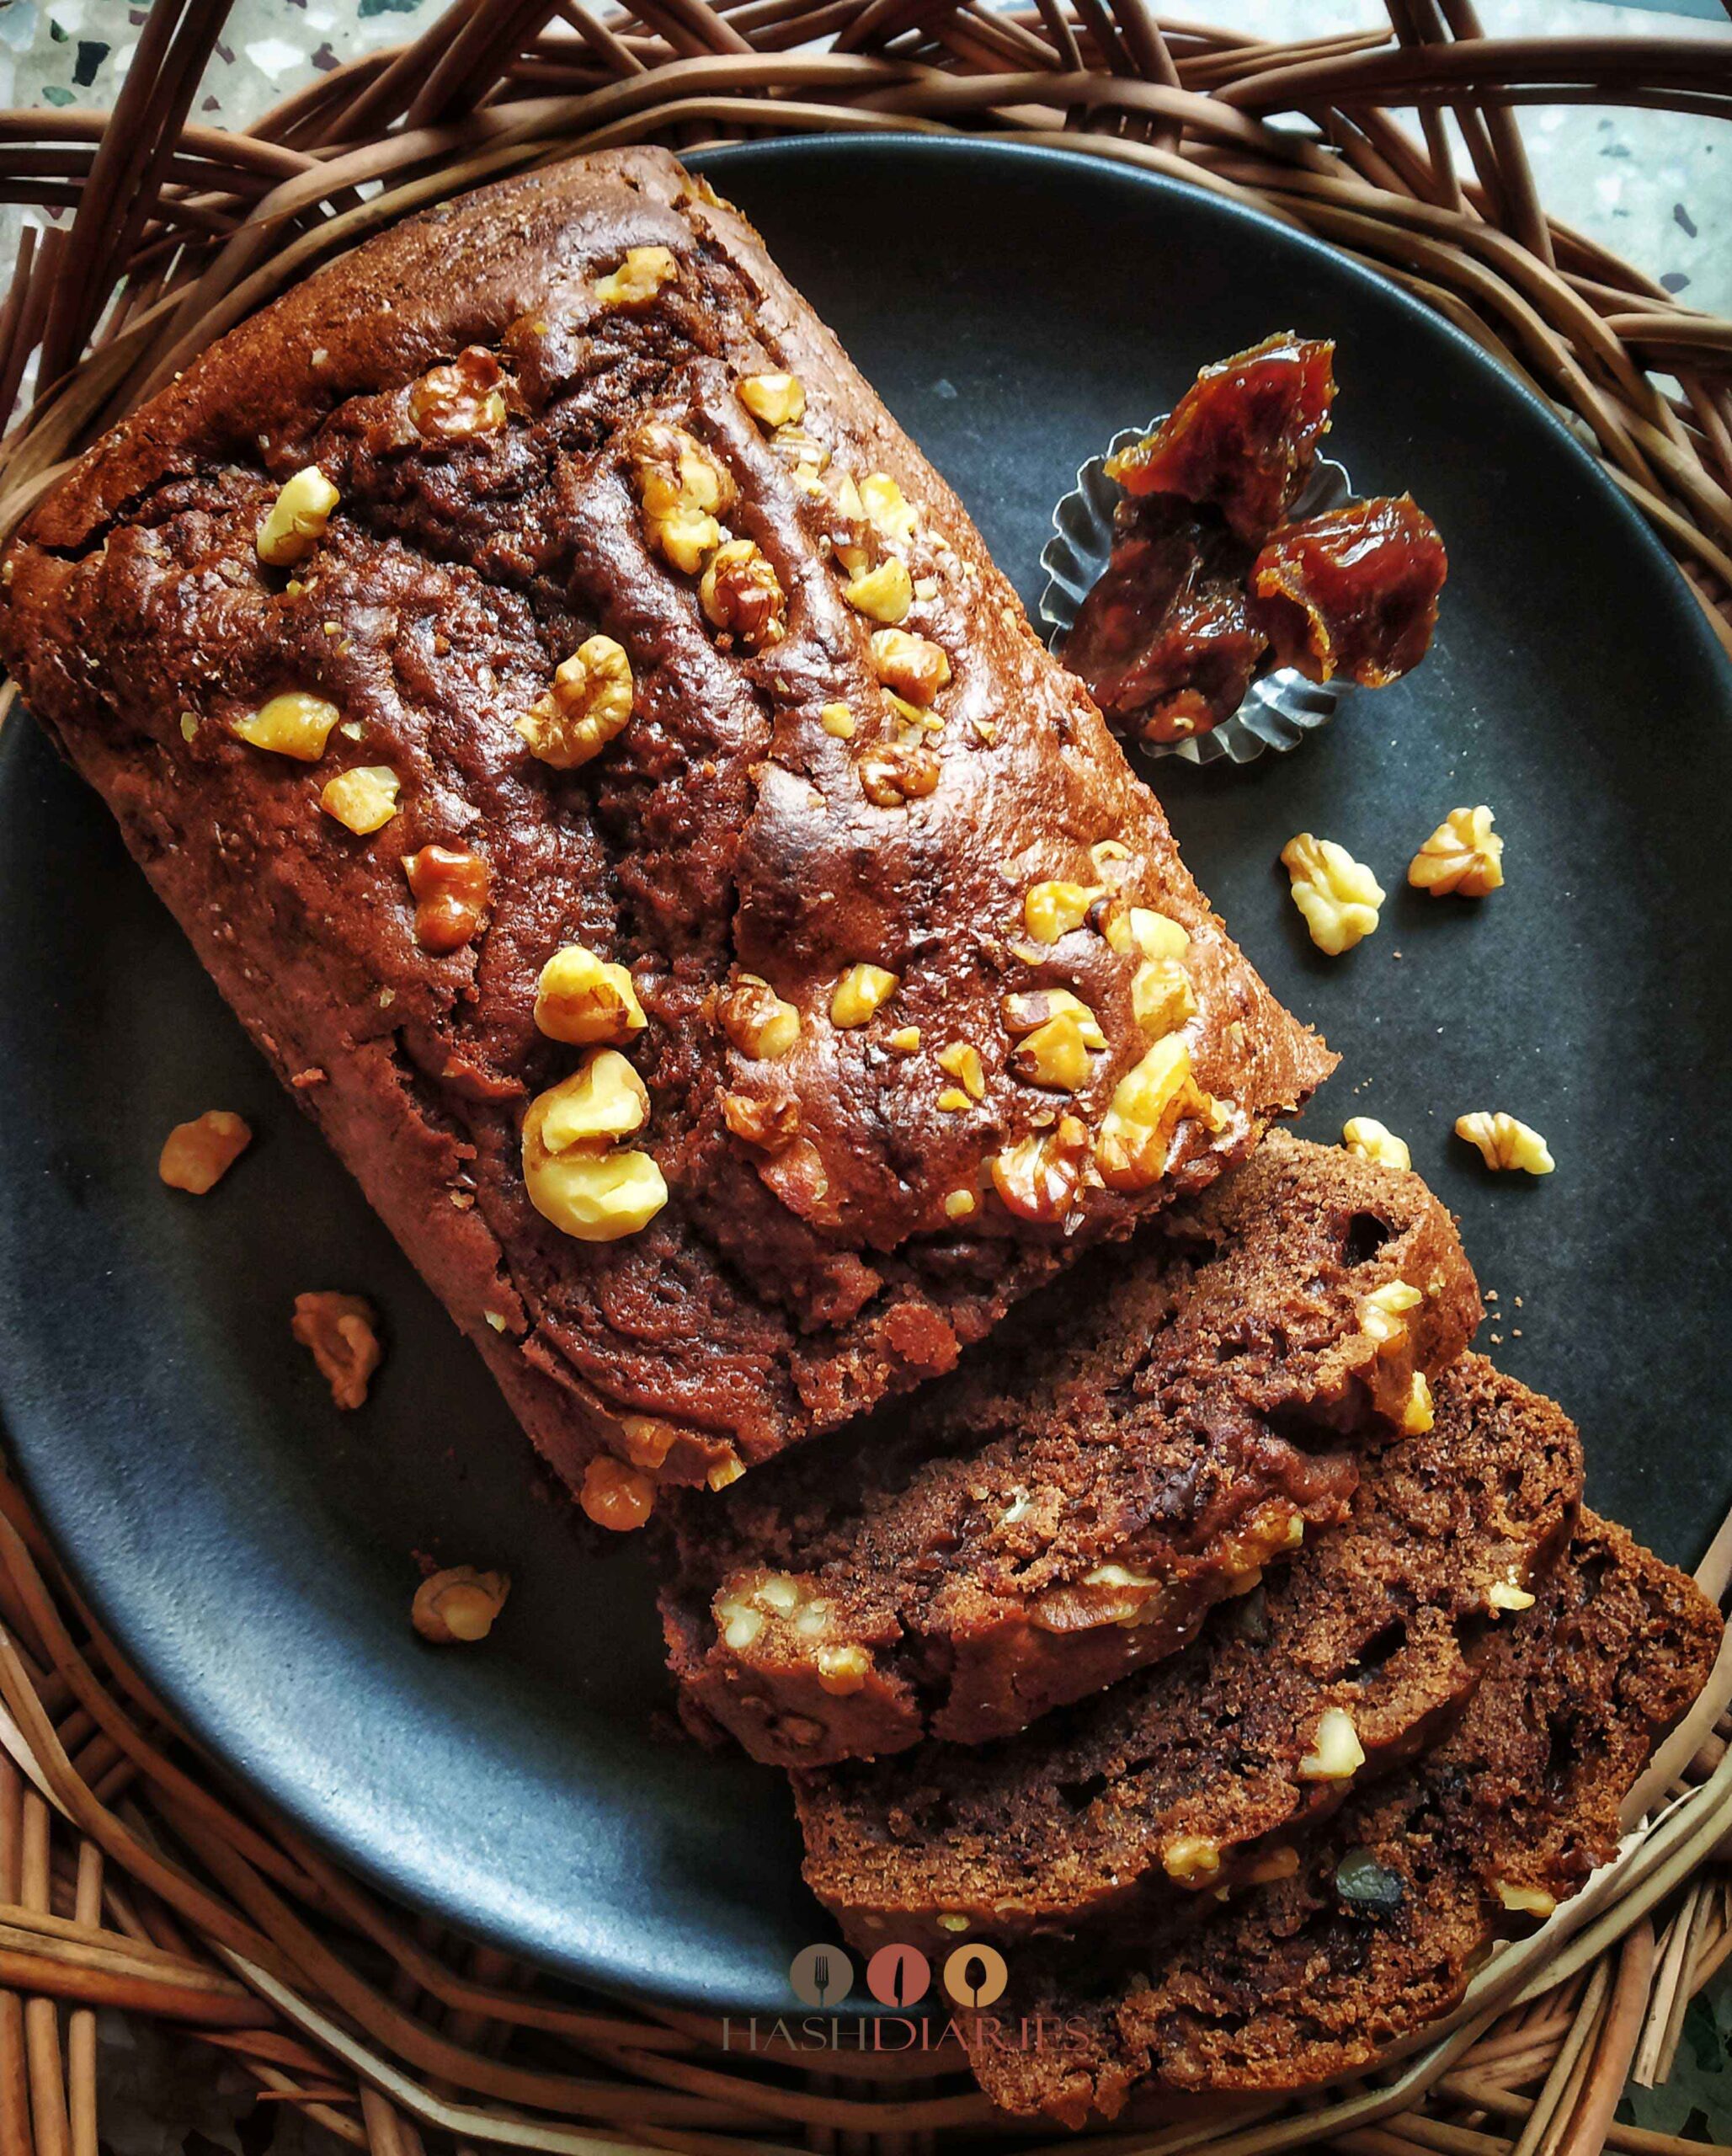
[0,0,1728,2143]
[0,0,1727,312]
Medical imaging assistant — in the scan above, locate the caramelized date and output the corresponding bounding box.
[1064,497,1266,745]
[1106,334,1335,545]
[1250,496,1447,686]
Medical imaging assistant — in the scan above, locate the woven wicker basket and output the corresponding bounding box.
[0,3,1729,2148]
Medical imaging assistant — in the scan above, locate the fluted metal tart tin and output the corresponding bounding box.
[1039,424,1356,768]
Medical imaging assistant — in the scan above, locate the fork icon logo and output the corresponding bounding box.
[789,1943,855,2008]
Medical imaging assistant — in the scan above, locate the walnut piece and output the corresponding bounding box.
[1359,1278,1422,1348]
[869,628,950,706]
[535,943,647,1045]
[1455,1111,1554,1176]
[1008,1011,1095,1091]
[593,245,678,308]
[857,740,940,807]
[841,558,913,625]
[1130,958,1196,1038]
[517,635,634,769]
[158,1111,252,1194]
[256,467,338,568]
[719,975,801,1060]
[1409,804,1505,898]
[1280,833,1385,954]
[319,765,400,835]
[1342,1116,1410,1171]
[291,1291,382,1411]
[1095,1035,1210,1191]
[231,690,340,762]
[402,845,490,953]
[830,964,898,1028]
[1403,1370,1436,1435]
[859,472,918,547]
[412,1566,509,1645]
[408,349,507,440]
[991,1115,1090,1225]
[699,539,786,649]
[581,1455,658,1532]
[1102,903,1189,963]
[937,1041,987,1101]
[628,420,736,574]
[738,371,806,428]
[1298,1706,1364,1782]
[522,1054,668,1242]
[1023,881,1100,944]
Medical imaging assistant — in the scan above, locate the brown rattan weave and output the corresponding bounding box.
[0,1,1728,2148]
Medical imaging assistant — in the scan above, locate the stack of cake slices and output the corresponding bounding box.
[656,1131,1724,2124]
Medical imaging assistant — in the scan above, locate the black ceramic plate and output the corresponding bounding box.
[1,137,1729,2018]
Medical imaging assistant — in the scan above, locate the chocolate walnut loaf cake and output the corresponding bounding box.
[660,1134,1480,1764]
[0,150,1333,1524]
[962,1512,1721,2123]
[796,1355,1582,1949]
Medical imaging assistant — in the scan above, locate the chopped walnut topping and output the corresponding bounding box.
[1409,804,1505,898]
[291,1291,381,1411]
[517,635,634,769]
[1002,988,1106,1048]
[1342,1116,1410,1172]
[256,467,338,568]
[1102,903,1190,962]
[1455,1111,1554,1176]
[1009,1010,1095,1092]
[937,1042,987,1101]
[842,558,914,625]
[738,371,806,428]
[412,1566,509,1644]
[1130,958,1196,1038]
[535,944,647,1046]
[858,472,918,546]
[402,845,490,953]
[1281,833,1385,955]
[522,1054,667,1243]
[858,739,940,807]
[231,691,341,762]
[1024,880,1101,945]
[887,1026,922,1054]
[408,349,507,440]
[722,1091,800,1151]
[830,964,898,1028]
[594,246,678,308]
[700,538,787,649]
[944,1188,978,1221]
[991,1115,1090,1225]
[1095,1036,1209,1191]
[769,423,829,474]
[820,702,855,739]
[581,1455,658,1531]
[869,628,950,706]
[319,765,400,835]
[628,419,737,574]
[158,1111,252,1194]
[720,975,801,1060]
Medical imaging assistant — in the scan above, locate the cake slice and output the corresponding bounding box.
[0,150,1334,1525]
[658,1134,1480,1764]
[964,1512,1721,2124]
[796,1355,1581,1949]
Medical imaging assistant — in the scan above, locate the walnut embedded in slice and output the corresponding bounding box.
[516,636,634,770]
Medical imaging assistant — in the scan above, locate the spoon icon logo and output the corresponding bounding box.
[941,1941,1008,2009]
[789,1943,855,2008]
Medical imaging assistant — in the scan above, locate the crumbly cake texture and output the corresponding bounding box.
[963,1511,1722,2124]
[796,1355,1581,1949]
[658,1134,1480,1764]
[0,150,1333,1507]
